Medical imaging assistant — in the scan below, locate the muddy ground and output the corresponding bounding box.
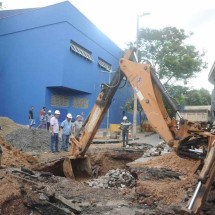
[0,117,215,215]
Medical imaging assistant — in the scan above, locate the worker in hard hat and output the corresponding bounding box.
[50,110,61,153]
[120,116,132,147]
[60,113,73,152]
[45,110,53,131]
[72,114,83,141]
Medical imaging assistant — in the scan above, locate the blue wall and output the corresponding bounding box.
[0,1,133,127]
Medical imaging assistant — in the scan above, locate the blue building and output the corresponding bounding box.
[0,1,133,127]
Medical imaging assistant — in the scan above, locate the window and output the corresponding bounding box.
[51,95,69,107]
[98,58,112,72]
[70,41,93,61]
[72,97,89,109]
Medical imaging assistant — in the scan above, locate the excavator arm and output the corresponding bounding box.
[119,58,215,215]
[63,48,215,215]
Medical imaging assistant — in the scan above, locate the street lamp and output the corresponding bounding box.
[133,12,150,139]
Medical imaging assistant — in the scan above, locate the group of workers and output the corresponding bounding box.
[28,106,83,153]
[28,106,132,153]
[49,110,83,153]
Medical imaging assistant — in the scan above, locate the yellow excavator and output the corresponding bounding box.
[63,47,215,215]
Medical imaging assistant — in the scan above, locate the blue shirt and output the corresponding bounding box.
[61,119,73,135]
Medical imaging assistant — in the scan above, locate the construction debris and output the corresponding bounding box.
[86,168,135,189]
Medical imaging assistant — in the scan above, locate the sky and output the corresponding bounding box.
[1,0,215,92]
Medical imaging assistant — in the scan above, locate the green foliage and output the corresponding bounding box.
[138,27,207,83]
[122,27,209,123]
[122,96,144,123]
[167,85,211,106]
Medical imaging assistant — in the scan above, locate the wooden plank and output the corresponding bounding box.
[54,193,82,214]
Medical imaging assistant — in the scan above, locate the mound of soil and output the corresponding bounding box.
[0,136,38,168]
[129,152,200,206]
[0,117,22,138]
[5,128,50,153]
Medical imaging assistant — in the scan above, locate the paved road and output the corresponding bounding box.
[131,132,162,147]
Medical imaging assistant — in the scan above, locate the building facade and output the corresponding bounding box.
[176,106,211,122]
[0,1,133,127]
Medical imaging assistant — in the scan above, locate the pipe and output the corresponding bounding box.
[188,181,202,210]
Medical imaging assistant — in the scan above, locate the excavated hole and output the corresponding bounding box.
[37,149,144,180]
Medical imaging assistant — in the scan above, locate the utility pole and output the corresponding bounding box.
[133,12,150,139]
[101,70,115,135]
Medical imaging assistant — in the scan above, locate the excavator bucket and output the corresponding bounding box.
[63,156,92,179]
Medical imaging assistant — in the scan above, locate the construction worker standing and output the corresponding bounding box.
[60,113,73,151]
[45,110,53,131]
[72,115,83,141]
[50,110,60,153]
[39,107,46,129]
[28,106,35,129]
[120,116,132,147]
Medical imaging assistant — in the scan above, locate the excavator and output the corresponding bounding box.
[62,47,215,215]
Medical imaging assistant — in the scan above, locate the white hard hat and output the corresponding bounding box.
[123,116,127,120]
[67,113,72,119]
[48,110,51,113]
[54,110,60,115]
[76,115,81,118]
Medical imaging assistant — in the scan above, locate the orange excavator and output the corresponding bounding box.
[63,47,215,214]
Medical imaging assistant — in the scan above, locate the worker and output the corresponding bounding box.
[45,110,53,131]
[73,115,83,141]
[28,106,35,129]
[50,110,61,153]
[39,106,46,129]
[120,116,132,147]
[60,113,73,151]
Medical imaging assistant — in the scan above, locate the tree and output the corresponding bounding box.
[185,88,211,106]
[138,27,207,84]
[167,85,211,106]
[122,27,209,126]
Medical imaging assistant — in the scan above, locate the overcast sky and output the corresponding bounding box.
[2,0,215,91]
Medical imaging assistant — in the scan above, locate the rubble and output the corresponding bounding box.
[143,141,172,157]
[86,168,136,189]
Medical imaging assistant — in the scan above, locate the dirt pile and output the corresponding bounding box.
[0,117,50,154]
[0,117,22,138]
[129,152,200,206]
[5,128,50,153]
[0,136,38,168]
[0,171,29,215]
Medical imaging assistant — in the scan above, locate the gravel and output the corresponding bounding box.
[5,128,50,153]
